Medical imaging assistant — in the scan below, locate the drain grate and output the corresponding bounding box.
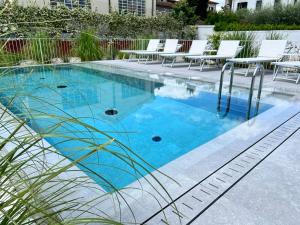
[143,112,300,225]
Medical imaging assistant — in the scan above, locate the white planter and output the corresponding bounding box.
[197,25,215,40]
[197,25,300,47]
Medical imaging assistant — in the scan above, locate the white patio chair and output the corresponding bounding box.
[135,39,179,64]
[120,39,160,61]
[159,40,208,67]
[229,40,288,76]
[272,61,300,84]
[186,40,241,71]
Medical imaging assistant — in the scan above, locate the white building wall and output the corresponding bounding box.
[8,0,155,16]
[232,0,257,11]
[110,0,119,12]
[145,0,155,16]
[231,0,295,11]
[17,0,50,7]
[91,0,110,14]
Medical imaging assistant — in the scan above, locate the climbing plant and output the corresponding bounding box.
[0,3,195,39]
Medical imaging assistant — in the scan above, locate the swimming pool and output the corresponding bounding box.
[0,65,272,192]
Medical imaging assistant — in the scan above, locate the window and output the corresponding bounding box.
[50,0,91,9]
[237,2,248,9]
[256,0,262,9]
[119,0,146,16]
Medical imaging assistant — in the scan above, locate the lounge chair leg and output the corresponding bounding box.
[200,60,205,72]
[145,56,149,64]
[245,64,251,77]
[273,65,280,81]
[162,57,166,66]
[188,60,193,70]
[296,72,300,84]
[171,58,176,68]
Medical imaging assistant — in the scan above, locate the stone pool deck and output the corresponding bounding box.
[1,61,300,225]
[96,60,300,98]
[92,60,300,224]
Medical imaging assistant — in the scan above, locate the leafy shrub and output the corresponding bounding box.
[22,32,56,63]
[0,4,187,39]
[207,4,300,31]
[214,23,300,31]
[172,0,198,25]
[74,31,103,61]
[205,10,240,25]
[265,31,287,40]
[208,31,257,57]
[223,31,257,57]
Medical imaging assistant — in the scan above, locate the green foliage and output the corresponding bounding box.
[0,48,20,67]
[74,31,103,61]
[22,32,56,63]
[205,10,240,25]
[265,30,287,40]
[214,23,300,31]
[208,31,257,57]
[188,0,209,19]
[172,0,198,25]
[206,4,300,31]
[223,31,257,57]
[182,26,198,40]
[0,4,186,38]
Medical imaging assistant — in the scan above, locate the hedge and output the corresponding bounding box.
[214,23,300,31]
[0,4,196,39]
[206,4,300,32]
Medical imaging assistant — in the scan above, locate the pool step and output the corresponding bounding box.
[143,112,300,225]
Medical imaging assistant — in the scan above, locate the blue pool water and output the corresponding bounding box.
[0,65,272,191]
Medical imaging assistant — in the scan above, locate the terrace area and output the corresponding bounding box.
[2,0,300,223]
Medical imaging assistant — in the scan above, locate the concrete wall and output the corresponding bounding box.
[145,0,156,17]
[197,25,300,46]
[91,0,110,14]
[197,25,215,41]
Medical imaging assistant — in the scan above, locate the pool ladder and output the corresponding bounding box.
[217,62,265,120]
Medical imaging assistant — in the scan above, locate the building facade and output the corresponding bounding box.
[10,0,156,16]
[229,0,298,11]
[156,0,219,13]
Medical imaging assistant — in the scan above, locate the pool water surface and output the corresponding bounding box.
[0,65,272,191]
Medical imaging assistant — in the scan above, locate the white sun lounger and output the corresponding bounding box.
[272,61,300,84]
[228,40,288,76]
[135,39,179,64]
[159,40,208,67]
[186,40,241,71]
[120,39,161,61]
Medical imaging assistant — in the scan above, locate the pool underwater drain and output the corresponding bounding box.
[57,85,67,88]
[105,109,118,116]
[152,136,162,142]
[40,77,45,80]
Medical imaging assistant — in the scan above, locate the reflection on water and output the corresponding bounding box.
[0,65,273,191]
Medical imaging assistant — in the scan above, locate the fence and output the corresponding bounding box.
[0,38,299,68]
[0,38,193,67]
